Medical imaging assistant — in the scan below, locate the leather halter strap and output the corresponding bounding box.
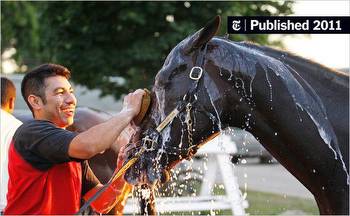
[140,44,216,158]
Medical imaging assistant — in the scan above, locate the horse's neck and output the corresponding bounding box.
[216,43,349,210]
[220,62,349,190]
[225,42,348,145]
[213,48,345,150]
[263,47,349,144]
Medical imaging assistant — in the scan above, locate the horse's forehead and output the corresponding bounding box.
[163,34,194,64]
[155,46,187,84]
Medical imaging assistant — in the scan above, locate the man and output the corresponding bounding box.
[4,64,145,214]
[0,77,23,213]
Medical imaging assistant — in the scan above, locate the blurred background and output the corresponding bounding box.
[1,1,348,215]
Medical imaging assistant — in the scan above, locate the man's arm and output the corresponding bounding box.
[68,89,144,159]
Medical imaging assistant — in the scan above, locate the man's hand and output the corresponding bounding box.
[111,123,139,153]
[121,89,145,118]
[116,142,127,170]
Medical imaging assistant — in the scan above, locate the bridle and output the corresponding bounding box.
[137,43,219,159]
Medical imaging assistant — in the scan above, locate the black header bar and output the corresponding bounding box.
[227,16,350,34]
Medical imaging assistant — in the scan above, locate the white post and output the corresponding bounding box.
[200,154,217,196]
[217,154,246,215]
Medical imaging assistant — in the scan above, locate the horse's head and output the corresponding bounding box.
[125,16,235,185]
[126,16,350,215]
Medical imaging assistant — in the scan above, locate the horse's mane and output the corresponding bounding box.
[237,40,349,88]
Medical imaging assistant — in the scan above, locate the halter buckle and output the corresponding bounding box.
[142,135,156,151]
[190,66,203,80]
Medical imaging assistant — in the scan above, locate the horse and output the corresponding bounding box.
[15,107,156,215]
[124,16,349,215]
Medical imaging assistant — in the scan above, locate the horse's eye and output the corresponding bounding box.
[168,68,181,80]
[168,64,188,80]
[163,80,173,90]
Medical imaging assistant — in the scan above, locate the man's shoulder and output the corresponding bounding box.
[15,120,58,137]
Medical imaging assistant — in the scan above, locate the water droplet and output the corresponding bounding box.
[241,159,247,164]
[210,209,216,215]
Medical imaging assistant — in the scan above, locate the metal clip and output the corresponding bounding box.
[142,135,156,151]
[189,66,203,80]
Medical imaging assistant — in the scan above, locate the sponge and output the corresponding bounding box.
[133,88,151,125]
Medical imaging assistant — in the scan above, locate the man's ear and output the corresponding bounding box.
[8,97,16,113]
[28,95,44,111]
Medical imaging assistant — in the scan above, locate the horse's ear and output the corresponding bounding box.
[184,16,221,54]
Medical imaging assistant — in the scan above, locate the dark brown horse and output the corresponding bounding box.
[125,16,349,215]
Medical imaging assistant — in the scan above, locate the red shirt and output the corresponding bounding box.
[4,120,98,215]
[5,143,82,214]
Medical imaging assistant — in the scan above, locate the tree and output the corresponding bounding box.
[1,1,294,99]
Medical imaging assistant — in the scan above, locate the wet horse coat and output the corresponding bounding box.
[125,16,349,215]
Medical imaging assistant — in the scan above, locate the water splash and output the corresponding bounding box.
[265,69,273,104]
[203,72,223,132]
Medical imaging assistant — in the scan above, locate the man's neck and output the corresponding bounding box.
[1,106,12,114]
[34,115,67,129]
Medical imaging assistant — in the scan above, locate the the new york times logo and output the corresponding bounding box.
[228,16,350,34]
[231,20,241,31]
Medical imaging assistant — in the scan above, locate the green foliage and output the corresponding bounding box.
[243,190,318,215]
[2,1,294,99]
[1,2,45,65]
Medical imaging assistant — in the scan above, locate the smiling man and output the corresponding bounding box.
[4,64,144,214]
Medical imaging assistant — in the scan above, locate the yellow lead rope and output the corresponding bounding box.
[77,149,144,214]
[111,156,139,182]
[110,146,146,182]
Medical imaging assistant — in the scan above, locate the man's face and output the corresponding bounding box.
[40,75,77,128]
